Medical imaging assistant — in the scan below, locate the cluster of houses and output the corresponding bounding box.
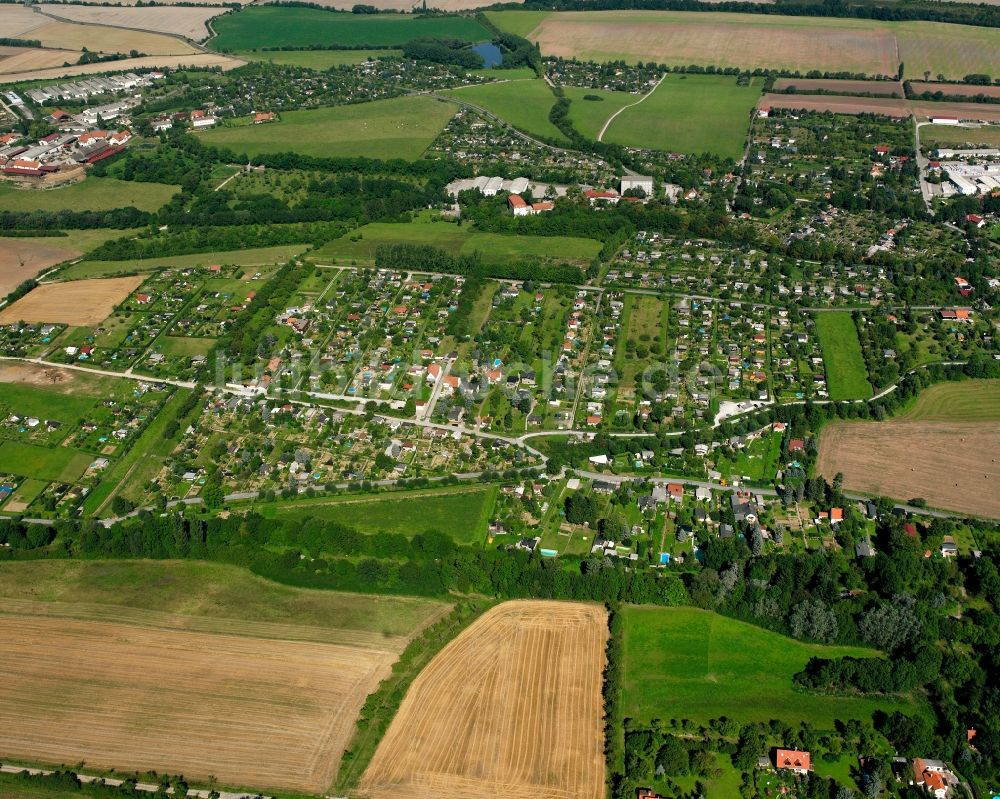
[23,72,161,107]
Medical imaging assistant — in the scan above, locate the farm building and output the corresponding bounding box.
[620,175,654,195]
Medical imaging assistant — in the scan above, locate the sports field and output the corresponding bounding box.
[563,86,637,141]
[359,601,607,799]
[815,311,873,400]
[603,74,760,158]
[443,78,567,142]
[0,177,178,214]
[489,10,1000,79]
[198,96,455,160]
[0,275,144,326]
[622,606,924,729]
[313,218,601,264]
[210,5,489,50]
[272,485,496,544]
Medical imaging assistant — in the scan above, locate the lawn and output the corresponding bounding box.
[58,244,308,280]
[564,86,638,141]
[814,312,873,401]
[236,49,402,69]
[897,379,1000,422]
[920,124,1000,149]
[312,218,600,265]
[210,6,489,50]
[0,382,100,422]
[199,96,455,160]
[622,606,924,729]
[442,78,567,143]
[271,486,496,545]
[156,336,217,357]
[603,74,760,159]
[0,178,178,213]
[0,440,92,483]
[0,559,448,639]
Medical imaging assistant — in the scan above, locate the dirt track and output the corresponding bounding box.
[0,275,144,325]
[0,614,396,793]
[817,420,1000,517]
[359,600,608,799]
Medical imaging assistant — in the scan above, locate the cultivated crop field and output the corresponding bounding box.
[199,96,455,160]
[814,311,872,400]
[0,178,178,214]
[910,82,1000,99]
[359,600,607,799]
[622,606,924,728]
[818,380,1000,517]
[39,5,226,42]
[0,52,244,84]
[761,93,1000,122]
[771,78,903,96]
[209,6,490,50]
[496,10,1000,79]
[443,78,567,143]
[0,45,77,76]
[0,559,450,794]
[24,18,197,55]
[603,74,760,158]
[0,275,144,326]
[239,48,402,68]
[0,238,79,296]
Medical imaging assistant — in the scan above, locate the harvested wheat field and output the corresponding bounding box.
[0,239,80,297]
[771,78,903,97]
[0,51,243,83]
[526,11,899,74]
[0,614,396,793]
[40,5,226,41]
[0,4,44,38]
[0,45,77,75]
[760,93,911,116]
[359,601,608,799]
[24,18,196,54]
[0,275,143,325]
[817,420,1000,517]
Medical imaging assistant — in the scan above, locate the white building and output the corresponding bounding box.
[620,175,654,196]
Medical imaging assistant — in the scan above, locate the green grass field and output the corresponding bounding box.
[156,336,217,357]
[58,244,308,280]
[210,6,489,50]
[0,178,177,214]
[271,486,496,544]
[442,79,567,143]
[0,440,91,483]
[563,86,638,141]
[237,49,402,68]
[815,312,873,401]
[0,559,447,640]
[897,379,1000,421]
[622,606,924,728]
[199,96,455,160]
[312,218,600,264]
[920,124,1000,149]
[483,10,550,38]
[603,74,759,158]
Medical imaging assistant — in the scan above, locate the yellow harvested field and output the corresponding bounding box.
[0,613,397,793]
[527,11,899,75]
[817,420,1000,518]
[0,5,43,38]
[39,5,226,42]
[24,18,196,54]
[360,601,608,799]
[0,275,144,326]
[0,238,80,297]
[0,45,77,75]
[0,51,244,83]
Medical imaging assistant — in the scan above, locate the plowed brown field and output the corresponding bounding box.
[0,275,144,325]
[359,600,608,799]
[0,239,80,297]
[0,614,397,793]
[817,420,1000,517]
[771,78,903,96]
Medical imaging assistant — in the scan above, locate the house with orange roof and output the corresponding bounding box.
[775,749,811,775]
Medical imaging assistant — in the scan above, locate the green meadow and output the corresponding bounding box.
[623,606,925,729]
[236,49,402,69]
[603,74,760,159]
[312,218,601,265]
[442,79,567,143]
[0,178,177,214]
[198,96,455,160]
[564,86,639,141]
[59,245,308,280]
[815,311,873,401]
[897,379,1000,421]
[210,6,489,50]
[0,441,92,483]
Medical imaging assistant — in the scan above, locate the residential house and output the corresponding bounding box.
[775,749,811,775]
